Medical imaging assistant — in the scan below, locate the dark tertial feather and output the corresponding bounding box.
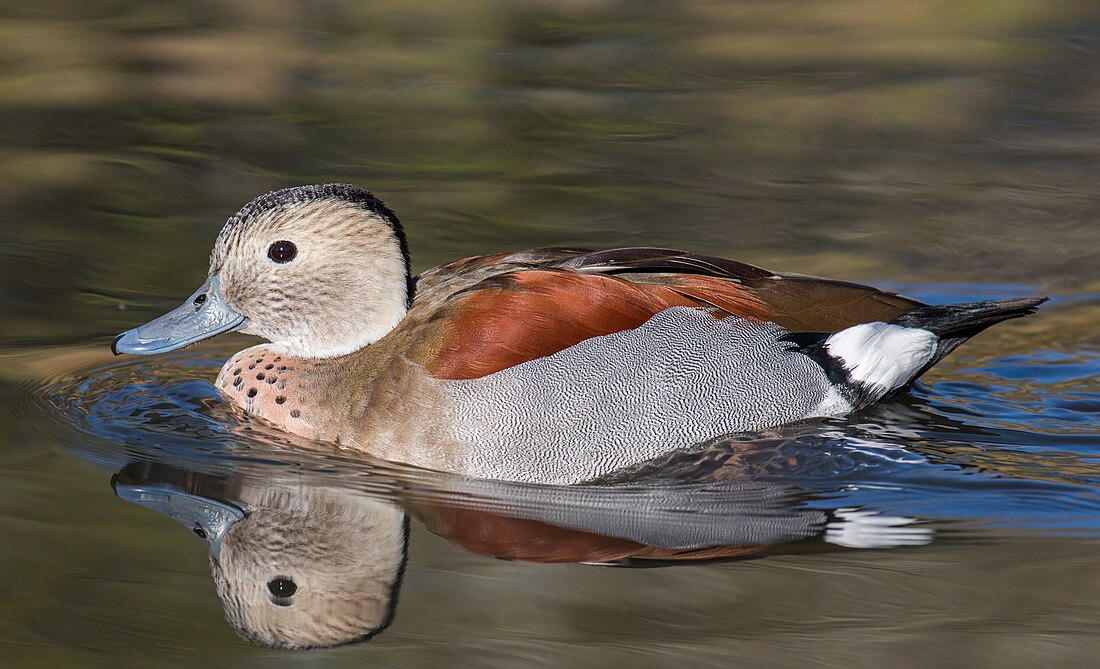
[545,247,775,281]
[743,275,922,332]
[544,248,923,332]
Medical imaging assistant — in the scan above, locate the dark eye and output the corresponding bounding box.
[268,240,297,263]
[193,525,207,539]
[267,577,297,602]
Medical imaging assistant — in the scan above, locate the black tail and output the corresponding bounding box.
[890,296,1047,371]
[890,297,1047,339]
[790,296,1047,410]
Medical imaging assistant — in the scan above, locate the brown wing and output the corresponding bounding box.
[426,269,771,380]
[405,247,923,380]
[544,247,923,332]
[746,274,920,332]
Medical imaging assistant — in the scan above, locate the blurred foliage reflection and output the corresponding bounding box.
[2,0,1099,346]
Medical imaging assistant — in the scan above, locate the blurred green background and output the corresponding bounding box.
[3,0,1099,347]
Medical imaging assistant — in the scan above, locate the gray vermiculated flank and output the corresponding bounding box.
[445,306,842,484]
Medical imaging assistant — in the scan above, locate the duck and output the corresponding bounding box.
[113,183,1045,484]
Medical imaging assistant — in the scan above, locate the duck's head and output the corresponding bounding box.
[113,184,411,359]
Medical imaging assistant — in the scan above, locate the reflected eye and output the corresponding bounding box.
[268,576,297,605]
[268,240,297,263]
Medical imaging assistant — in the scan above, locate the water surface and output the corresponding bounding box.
[3,1,1100,666]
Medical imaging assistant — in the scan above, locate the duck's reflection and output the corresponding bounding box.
[113,462,407,649]
[109,432,931,649]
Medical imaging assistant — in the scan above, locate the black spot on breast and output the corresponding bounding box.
[277,366,287,371]
[233,377,243,388]
[274,356,282,362]
[275,396,286,404]
[248,363,256,370]
[265,376,277,384]
[290,409,301,418]
[233,368,241,376]
[257,372,265,380]
[265,363,274,370]
[247,388,257,398]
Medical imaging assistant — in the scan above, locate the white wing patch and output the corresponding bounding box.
[825,322,937,395]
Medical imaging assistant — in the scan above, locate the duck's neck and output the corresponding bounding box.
[278,308,408,360]
[257,282,410,360]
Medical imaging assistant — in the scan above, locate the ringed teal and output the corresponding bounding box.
[113,184,1045,484]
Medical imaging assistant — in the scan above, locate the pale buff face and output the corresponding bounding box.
[210,194,410,359]
[210,486,408,649]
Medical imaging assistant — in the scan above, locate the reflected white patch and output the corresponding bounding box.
[841,437,928,464]
[825,507,933,549]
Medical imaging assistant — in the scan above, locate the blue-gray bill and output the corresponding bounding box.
[111,476,246,559]
[112,275,247,355]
